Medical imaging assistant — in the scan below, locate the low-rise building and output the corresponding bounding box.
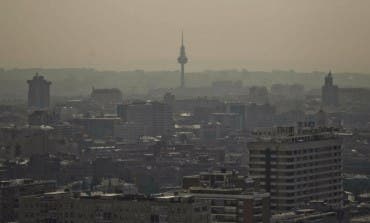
[0,178,56,222]
[18,192,209,223]
[0,125,54,159]
[271,209,338,223]
[181,170,270,223]
[271,201,349,223]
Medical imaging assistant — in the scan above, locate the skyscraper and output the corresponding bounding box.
[177,32,188,88]
[27,73,52,111]
[322,71,339,107]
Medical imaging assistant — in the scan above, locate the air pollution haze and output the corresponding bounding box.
[1,0,370,72]
[2,1,370,223]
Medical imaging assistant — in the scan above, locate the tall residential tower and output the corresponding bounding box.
[27,73,52,111]
[177,32,188,88]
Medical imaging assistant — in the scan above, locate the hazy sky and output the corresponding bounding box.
[1,0,370,72]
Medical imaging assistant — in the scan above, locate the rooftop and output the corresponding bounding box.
[25,191,199,204]
[0,179,56,188]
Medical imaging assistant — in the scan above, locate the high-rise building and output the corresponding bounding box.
[322,71,339,107]
[177,32,188,88]
[245,103,276,131]
[27,73,51,111]
[248,125,343,212]
[73,116,121,139]
[118,101,173,137]
[227,102,246,130]
[114,122,143,143]
[91,88,123,113]
[249,86,269,104]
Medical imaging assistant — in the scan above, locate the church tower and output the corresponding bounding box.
[322,71,339,107]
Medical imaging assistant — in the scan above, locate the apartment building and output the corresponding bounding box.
[18,192,209,223]
[182,170,270,223]
[248,125,343,212]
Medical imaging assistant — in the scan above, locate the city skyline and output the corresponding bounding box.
[1,2,370,222]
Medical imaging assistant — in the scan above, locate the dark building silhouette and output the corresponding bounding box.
[0,179,56,223]
[227,102,246,130]
[245,103,276,130]
[322,71,339,107]
[163,92,175,107]
[177,32,188,88]
[116,103,128,121]
[117,101,173,137]
[249,86,269,104]
[27,73,51,111]
[316,109,328,127]
[90,88,123,106]
[28,110,51,125]
[90,87,123,113]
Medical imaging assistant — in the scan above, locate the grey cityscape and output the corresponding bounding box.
[1,1,370,223]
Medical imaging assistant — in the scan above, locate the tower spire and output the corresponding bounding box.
[177,31,188,88]
[181,30,184,46]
